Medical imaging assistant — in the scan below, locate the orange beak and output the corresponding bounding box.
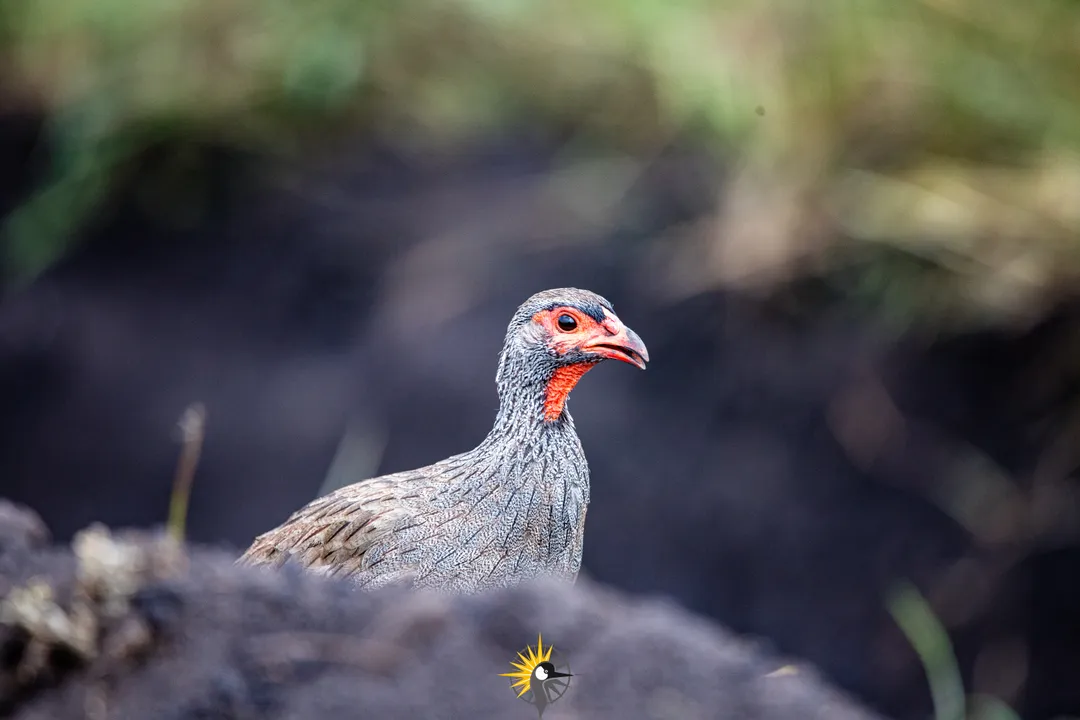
[582,321,649,370]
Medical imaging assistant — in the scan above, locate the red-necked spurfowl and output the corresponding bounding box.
[238,288,648,593]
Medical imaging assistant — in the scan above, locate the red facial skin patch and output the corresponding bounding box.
[532,307,612,422]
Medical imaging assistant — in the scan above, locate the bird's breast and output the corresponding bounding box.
[491,445,586,548]
[383,432,591,591]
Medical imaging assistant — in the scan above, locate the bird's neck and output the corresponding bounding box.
[486,349,597,442]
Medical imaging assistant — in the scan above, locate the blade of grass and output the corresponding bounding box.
[887,581,966,720]
[969,694,1022,720]
[168,402,206,543]
[318,415,387,498]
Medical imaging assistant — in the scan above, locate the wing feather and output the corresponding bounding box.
[238,473,417,577]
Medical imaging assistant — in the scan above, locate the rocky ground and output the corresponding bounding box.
[0,500,881,720]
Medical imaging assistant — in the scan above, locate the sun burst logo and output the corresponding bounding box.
[499,634,573,718]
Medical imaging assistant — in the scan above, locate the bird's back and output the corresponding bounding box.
[239,434,590,593]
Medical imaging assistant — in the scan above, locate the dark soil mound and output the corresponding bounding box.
[0,500,880,720]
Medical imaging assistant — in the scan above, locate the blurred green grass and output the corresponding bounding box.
[889,582,1022,720]
[1,0,1077,322]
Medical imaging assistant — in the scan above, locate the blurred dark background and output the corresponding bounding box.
[1,2,1079,719]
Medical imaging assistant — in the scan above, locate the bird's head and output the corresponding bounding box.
[533,660,571,682]
[498,288,649,423]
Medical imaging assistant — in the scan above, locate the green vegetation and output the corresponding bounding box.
[889,583,1022,720]
[1,0,1077,322]
[167,403,206,544]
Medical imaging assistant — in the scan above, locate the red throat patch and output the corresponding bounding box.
[543,363,596,422]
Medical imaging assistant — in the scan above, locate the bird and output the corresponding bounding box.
[238,288,648,593]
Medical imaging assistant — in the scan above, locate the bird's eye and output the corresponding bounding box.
[556,314,577,332]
